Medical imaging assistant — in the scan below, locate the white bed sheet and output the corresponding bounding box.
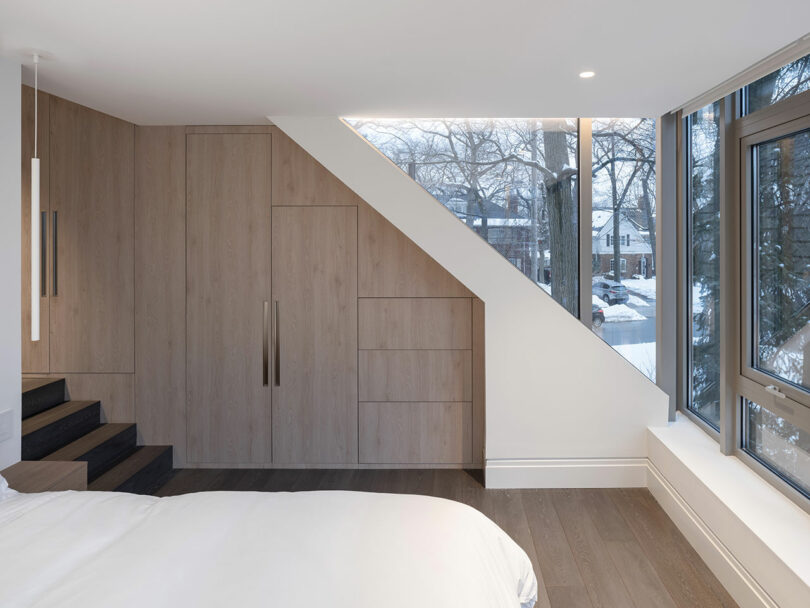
[0,489,536,608]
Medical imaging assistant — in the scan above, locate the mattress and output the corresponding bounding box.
[0,489,537,607]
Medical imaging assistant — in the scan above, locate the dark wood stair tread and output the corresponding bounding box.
[22,377,64,393]
[42,423,135,462]
[89,446,172,492]
[22,401,100,436]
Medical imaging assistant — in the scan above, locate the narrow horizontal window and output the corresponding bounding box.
[743,53,810,115]
[347,118,580,317]
[742,399,810,497]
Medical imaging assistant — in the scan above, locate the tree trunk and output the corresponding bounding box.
[609,136,622,281]
[529,121,540,283]
[543,124,578,315]
[640,169,655,277]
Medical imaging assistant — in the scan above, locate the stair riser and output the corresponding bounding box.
[22,404,101,460]
[22,380,66,419]
[117,448,174,495]
[83,426,138,481]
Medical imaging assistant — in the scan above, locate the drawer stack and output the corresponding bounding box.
[358,298,474,465]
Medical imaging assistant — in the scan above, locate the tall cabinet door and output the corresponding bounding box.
[48,97,134,373]
[272,206,358,464]
[186,134,271,464]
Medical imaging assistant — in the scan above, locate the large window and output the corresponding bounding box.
[751,128,810,392]
[686,103,722,428]
[347,119,580,316]
[591,118,657,380]
[675,50,810,508]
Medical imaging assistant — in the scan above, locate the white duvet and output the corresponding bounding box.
[0,489,536,608]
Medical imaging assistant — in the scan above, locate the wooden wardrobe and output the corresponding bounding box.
[23,89,485,469]
[21,87,136,424]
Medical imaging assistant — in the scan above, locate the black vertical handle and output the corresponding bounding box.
[263,301,269,387]
[52,211,58,296]
[273,301,280,387]
[40,211,47,297]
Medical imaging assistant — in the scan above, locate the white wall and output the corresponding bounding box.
[0,58,21,470]
[271,116,669,486]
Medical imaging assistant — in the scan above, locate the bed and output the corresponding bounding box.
[0,477,537,607]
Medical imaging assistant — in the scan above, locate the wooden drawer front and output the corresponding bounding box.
[359,298,471,350]
[359,350,472,402]
[359,402,472,464]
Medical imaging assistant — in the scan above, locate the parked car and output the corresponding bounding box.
[593,279,629,306]
[592,304,605,327]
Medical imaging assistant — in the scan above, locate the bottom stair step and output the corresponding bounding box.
[42,423,137,482]
[88,446,174,495]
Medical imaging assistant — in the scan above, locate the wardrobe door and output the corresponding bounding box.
[49,97,134,373]
[272,206,358,464]
[186,134,271,464]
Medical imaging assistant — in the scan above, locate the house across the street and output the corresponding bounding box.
[592,208,653,279]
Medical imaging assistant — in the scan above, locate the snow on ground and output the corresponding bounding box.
[592,295,608,308]
[627,294,649,307]
[623,278,656,300]
[538,283,552,295]
[613,342,656,380]
[603,304,646,323]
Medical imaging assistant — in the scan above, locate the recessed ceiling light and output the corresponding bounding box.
[579,71,595,79]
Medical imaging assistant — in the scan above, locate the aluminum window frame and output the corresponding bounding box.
[675,86,810,511]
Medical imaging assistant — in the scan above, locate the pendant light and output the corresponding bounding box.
[31,53,40,342]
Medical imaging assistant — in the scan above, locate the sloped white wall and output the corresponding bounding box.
[0,58,21,470]
[271,116,668,486]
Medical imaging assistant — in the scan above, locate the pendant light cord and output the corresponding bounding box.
[33,54,39,159]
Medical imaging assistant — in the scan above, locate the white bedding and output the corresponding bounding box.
[0,489,536,607]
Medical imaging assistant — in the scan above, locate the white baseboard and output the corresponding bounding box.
[647,460,778,608]
[484,457,648,488]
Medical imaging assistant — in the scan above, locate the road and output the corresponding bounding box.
[593,291,657,346]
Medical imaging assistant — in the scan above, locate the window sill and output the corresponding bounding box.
[648,414,810,608]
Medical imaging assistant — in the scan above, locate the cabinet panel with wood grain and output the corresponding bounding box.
[134,126,187,466]
[186,133,272,464]
[359,298,472,350]
[272,206,358,464]
[359,402,472,464]
[359,350,472,403]
[48,96,134,373]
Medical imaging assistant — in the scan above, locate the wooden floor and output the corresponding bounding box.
[155,469,738,608]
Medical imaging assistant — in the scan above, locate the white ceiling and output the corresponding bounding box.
[1,1,809,125]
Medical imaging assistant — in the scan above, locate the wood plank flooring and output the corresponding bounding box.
[154,469,738,608]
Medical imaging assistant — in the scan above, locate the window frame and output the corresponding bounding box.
[738,112,810,409]
[681,104,725,432]
[676,86,810,512]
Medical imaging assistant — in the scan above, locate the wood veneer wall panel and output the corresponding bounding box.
[21,86,50,373]
[186,133,271,464]
[358,298,472,350]
[48,96,134,373]
[24,372,135,423]
[359,350,472,402]
[271,128,363,205]
[359,402,472,464]
[472,297,485,466]
[134,126,187,466]
[358,202,472,297]
[272,206,358,464]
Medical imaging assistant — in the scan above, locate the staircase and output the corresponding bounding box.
[21,378,174,494]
